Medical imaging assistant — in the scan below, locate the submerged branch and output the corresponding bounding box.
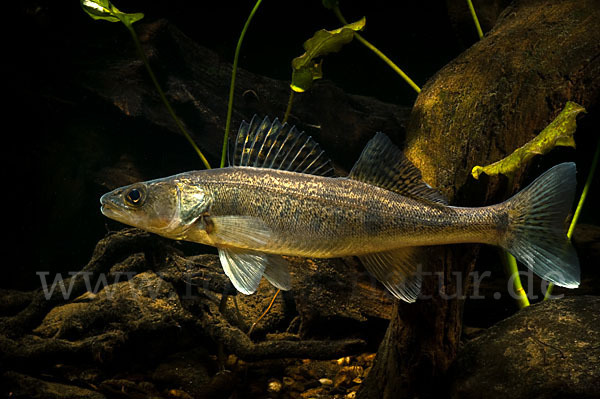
[198,289,366,361]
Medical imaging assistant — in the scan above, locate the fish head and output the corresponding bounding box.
[100,175,211,240]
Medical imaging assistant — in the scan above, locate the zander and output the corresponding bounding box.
[100,116,580,302]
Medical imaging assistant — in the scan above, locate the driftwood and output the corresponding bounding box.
[196,289,366,361]
[0,230,162,338]
[2,227,378,397]
[1,228,370,361]
[358,0,600,397]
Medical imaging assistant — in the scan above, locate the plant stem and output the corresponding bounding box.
[505,251,530,308]
[466,0,484,40]
[283,90,295,123]
[503,173,529,308]
[122,20,211,169]
[544,138,600,300]
[248,289,280,336]
[222,0,263,168]
[332,6,421,94]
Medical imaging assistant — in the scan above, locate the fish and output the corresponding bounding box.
[100,115,580,302]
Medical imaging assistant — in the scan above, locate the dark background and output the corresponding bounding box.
[9,0,597,299]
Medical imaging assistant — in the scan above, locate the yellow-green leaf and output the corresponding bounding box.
[291,60,323,93]
[290,17,365,92]
[471,101,586,179]
[81,0,144,26]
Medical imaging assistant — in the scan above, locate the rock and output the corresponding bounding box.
[267,378,283,393]
[319,378,333,386]
[221,278,289,338]
[334,366,364,388]
[451,296,600,399]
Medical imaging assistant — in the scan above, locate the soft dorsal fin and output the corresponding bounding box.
[349,132,447,204]
[230,115,334,177]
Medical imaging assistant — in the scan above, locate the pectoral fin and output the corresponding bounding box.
[209,216,272,248]
[358,247,425,302]
[218,247,291,294]
[219,248,265,294]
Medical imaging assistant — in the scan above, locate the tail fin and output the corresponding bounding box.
[501,162,580,288]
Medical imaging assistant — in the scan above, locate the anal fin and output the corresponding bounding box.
[218,247,291,295]
[358,247,425,302]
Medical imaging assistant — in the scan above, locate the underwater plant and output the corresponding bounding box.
[282,0,423,122]
[463,4,591,309]
[221,0,264,168]
[466,0,484,39]
[472,101,588,307]
[285,16,365,122]
[80,0,212,169]
[289,16,365,94]
[324,0,421,93]
[471,102,585,180]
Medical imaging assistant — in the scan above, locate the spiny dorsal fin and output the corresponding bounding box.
[230,115,334,177]
[349,132,447,204]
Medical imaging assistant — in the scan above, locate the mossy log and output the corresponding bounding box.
[358,0,600,397]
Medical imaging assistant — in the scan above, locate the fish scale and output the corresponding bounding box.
[193,167,501,257]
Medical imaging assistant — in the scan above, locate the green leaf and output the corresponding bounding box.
[291,60,323,93]
[290,17,365,92]
[471,101,586,179]
[81,0,144,26]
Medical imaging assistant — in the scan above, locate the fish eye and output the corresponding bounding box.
[124,186,145,207]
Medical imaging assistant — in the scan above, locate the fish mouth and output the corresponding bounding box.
[99,193,123,219]
[100,202,115,216]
